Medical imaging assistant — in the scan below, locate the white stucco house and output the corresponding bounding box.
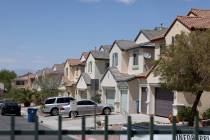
[76,45,111,100]
[101,37,162,114]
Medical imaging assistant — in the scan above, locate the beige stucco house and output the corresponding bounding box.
[76,46,110,100]
[100,30,165,114]
[63,52,88,98]
[141,8,210,117]
[12,73,35,90]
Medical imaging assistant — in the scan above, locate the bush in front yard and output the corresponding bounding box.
[202,109,210,120]
[91,93,101,103]
[177,107,192,122]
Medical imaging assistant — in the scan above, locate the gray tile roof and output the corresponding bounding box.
[90,50,109,60]
[109,67,135,82]
[127,42,156,50]
[115,40,139,51]
[100,45,112,52]
[141,27,168,41]
[81,73,91,85]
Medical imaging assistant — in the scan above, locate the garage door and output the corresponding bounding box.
[141,87,147,114]
[155,88,174,117]
[120,90,128,113]
[106,89,115,107]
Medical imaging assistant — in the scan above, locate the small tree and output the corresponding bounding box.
[37,75,61,91]
[156,30,210,126]
[0,70,16,91]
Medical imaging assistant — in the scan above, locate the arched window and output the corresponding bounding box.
[133,53,139,65]
[88,62,92,73]
[112,53,118,67]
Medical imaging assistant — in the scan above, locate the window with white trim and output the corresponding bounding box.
[88,61,92,73]
[112,53,118,67]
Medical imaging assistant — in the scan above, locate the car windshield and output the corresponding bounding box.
[5,102,18,106]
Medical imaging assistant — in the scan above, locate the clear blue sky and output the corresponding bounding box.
[0,0,209,75]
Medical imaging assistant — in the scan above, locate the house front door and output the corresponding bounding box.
[120,89,128,113]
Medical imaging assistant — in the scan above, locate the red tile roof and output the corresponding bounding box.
[188,8,210,18]
[177,16,210,30]
[67,59,85,66]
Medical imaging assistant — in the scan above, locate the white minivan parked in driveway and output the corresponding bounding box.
[60,99,114,118]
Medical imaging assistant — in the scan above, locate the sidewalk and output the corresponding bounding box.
[21,107,170,140]
[21,107,169,130]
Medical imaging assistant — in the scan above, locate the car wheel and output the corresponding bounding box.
[103,108,111,115]
[51,108,59,116]
[69,111,77,118]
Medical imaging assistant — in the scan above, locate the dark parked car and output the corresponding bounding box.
[1,101,21,116]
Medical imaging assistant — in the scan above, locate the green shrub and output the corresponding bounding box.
[2,89,59,106]
[203,109,210,120]
[177,107,192,122]
[91,94,101,103]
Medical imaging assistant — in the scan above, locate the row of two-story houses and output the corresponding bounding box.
[13,8,210,117]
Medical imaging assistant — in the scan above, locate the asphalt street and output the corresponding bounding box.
[0,115,75,140]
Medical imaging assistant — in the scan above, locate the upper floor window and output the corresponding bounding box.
[88,62,92,73]
[133,53,139,66]
[112,53,118,67]
[65,67,68,76]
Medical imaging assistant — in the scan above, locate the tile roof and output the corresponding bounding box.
[90,50,109,60]
[109,67,135,82]
[81,73,91,85]
[177,16,210,30]
[81,52,89,60]
[115,40,138,51]
[100,45,112,52]
[141,27,168,41]
[52,63,65,72]
[67,59,85,66]
[127,42,156,51]
[14,73,35,81]
[188,8,210,18]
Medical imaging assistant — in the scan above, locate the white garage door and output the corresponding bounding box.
[106,89,115,107]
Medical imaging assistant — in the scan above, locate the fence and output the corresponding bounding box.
[0,115,210,140]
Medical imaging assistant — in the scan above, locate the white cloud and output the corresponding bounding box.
[116,0,136,5]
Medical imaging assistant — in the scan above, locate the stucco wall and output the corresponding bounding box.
[127,49,143,75]
[95,60,109,80]
[135,33,150,44]
[175,91,210,114]
[110,44,122,70]
[76,76,87,90]
[101,71,117,87]
[85,54,96,79]
[165,20,191,46]
[110,43,128,73]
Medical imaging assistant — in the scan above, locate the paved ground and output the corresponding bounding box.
[0,115,75,140]
[21,107,170,140]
